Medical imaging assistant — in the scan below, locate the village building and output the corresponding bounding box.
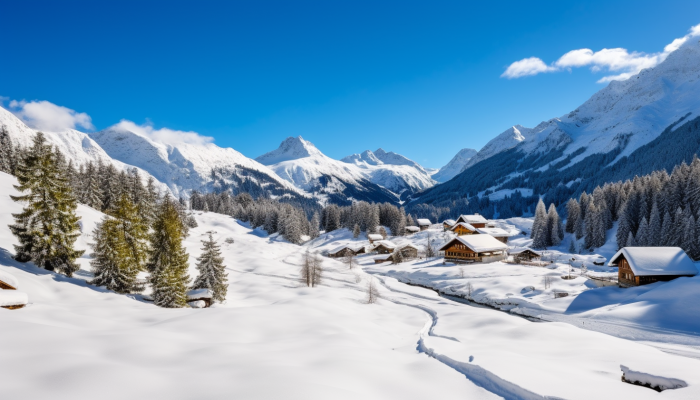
[451,222,478,236]
[374,255,392,264]
[608,247,698,288]
[442,219,456,231]
[371,240,396,254]
[454,214,488,229]
[367,234,384,244]
[416,218,432,231]
[439,235,508,263]
[508,247,541,262]
[476,227,510,243]
[328,244,365,258]
[405,226,421,235]
[392,244,420,262]
[187,288,213,308]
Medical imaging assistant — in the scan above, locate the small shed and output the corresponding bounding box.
[372,240,396,254]
[439,235,508,263]
[374,256,392,264]
[451,222,478,236]
[187,288,214,308]
[405,226,420,235]
[455,214,488,229]
[608,247,698,288]
[476,227,511,243]
[442,219,456,231]
[416,219,431,231]
[328,244,365,258]
[509,247,541,262]
[367,234,384,244]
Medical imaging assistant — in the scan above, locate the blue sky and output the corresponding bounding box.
[2,1,700,168]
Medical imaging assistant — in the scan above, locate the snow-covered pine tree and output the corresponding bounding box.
[568,239,576,254]
[626,231,635,247]
[140,176,160,225]
[565,199,580,234]
[531,199,548,249]
[353,224,360,238]
[9,133,84,276]
[669,207,684,247]
[635,217,650,247]
[660,210,674,246]
[147,197,191,308]
[681,215,696,259]
[99,163,119,212]
[80,162,103,209]
[192,232,228,303]
[648,201,662,243]
[546,203,562,247]
[309,212,320,239]
[379,226,388,239]
[0,126,14,174]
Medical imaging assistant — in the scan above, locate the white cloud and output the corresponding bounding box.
[502,23,700,83]
[501,57,555,78]
[9,99,95,132]
[110,119,214,147]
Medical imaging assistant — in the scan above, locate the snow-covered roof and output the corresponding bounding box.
[329,244,364,254]
[373,240,396,249]
[397,243,420,251]
[187,289,213,299]
[416,218,431,226]
[0,290,28,307]
[367,234,383,241]
[608,247,698,277]
[405,226,420,232]
[476,227,510,237]
[508,247,541,256]
[457,214,487,224]
[451,222,476,231]
[439,235,508,253]
[0,270,19,289]
[443,219,456,226]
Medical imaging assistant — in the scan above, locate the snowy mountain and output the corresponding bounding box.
[90,126,303,199]
[256,137,400,204]
[341,148,436,195]
[431,148,477,182]
[414,38,700,209]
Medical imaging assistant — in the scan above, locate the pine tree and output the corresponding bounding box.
[626,231,635,247]
[192,232,228,303]
[353,224,360,238]
[147,198,191,308]
[309,212,320,239]
[379,226,388,239]
[648,201,662,243]
[660,211,674,246]
[531,199,548,249]
[568,239,576,254]
[9,133,84,276]
[565,199,580,234]
[80,162,103,209]
[547,203,562,247]
[635,217,650,247]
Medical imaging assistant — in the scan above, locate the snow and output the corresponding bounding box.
[431,148,477,183]
[621,365,687,391]
[609,247,698,276]
[187,288,213,299]
[4,171,700,399]
[439,235,508,253]
[367,234,383,241]
[416,218,431,226]
[486,188,533,201]
[475,227,510,238]
[187,300,206,308]
[0,270,19,288]
[457,214,488,224]
[0,290,28,307]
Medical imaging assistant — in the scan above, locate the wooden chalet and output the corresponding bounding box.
[328,244,365,258]
[454,214,488,229]
[475,227,510,243]
[416,218,431,231]
[509,248,541,262]
[372,240,396,254]
[609,247,698,288]
[405,226,421,235]
[442,219,456,231]
[451,222,478,236]
[439,235,508,263]
[367,234,384,244]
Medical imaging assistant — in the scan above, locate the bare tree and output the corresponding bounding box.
[425,233,436,259]
[392,248,404,264]
[343,252,356,270]
[459,267,465,278]
[366,277,380,304]
[543,275,552,290]
[301,249,323,287]
[465,281,473,300]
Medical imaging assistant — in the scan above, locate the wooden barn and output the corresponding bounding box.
[451,222,478,236]
[609,247,698,288]
[328,244,365,258]
[455,214,488,229]
[439,235,508,263]
[476,227,511,243]
[367,234,384,244]
[405,226,421,235]
[442,219,456,231]
[509,248,541,262]
[371,240,396,254]
[416,218,431,231]
[392,244,419,262]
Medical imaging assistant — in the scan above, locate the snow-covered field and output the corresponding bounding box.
[3,171,700,399]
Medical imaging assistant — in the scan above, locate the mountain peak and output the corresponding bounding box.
[432,148,478,182]
[256,136,322,165]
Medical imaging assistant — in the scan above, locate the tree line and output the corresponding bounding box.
[5,132,227,308]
